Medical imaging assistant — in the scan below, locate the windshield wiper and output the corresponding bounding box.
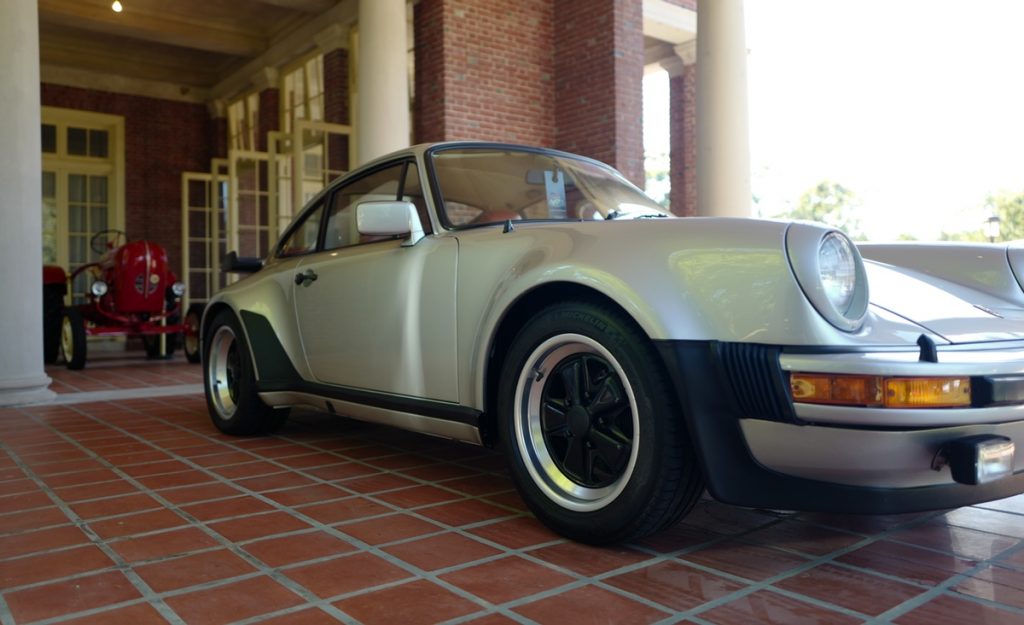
[606,210,666,220]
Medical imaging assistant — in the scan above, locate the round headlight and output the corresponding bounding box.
[786,224,869,332]
[90,280,108,297]
[819,233,857,314]
[171,281,186,297]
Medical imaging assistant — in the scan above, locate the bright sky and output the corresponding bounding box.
[644,0,1024,241]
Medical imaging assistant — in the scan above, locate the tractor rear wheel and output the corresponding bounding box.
[43,284,65,364]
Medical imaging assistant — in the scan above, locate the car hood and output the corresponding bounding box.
[866,260,1024,344]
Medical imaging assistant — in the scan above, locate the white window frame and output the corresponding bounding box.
[40,106,126,273]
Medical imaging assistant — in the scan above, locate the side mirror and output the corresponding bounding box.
[356,201,425,247]
[223,251,263,274]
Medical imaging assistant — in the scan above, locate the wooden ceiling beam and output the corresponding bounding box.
[250,0,338,12]
[38,0,267,57]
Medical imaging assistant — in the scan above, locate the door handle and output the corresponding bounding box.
[295,269,318,286]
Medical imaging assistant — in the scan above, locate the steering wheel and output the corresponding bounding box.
[90,229,128,255]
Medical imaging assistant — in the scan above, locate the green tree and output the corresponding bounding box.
[940,191,1024,242]
[781,180,865,240]
[989,191,1024,241]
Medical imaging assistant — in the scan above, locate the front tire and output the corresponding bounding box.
[498,301,703,544]
[60,308,87,370]
[203,309,287,435]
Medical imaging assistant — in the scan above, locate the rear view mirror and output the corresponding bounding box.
[356,201,425,247]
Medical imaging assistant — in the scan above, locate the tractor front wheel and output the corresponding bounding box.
[61,308,87,370]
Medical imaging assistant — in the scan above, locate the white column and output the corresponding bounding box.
[356,0,410,165]
[696,0,752,217]
[0,0,54,406]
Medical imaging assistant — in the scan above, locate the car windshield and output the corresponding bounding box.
[430,147,669,227]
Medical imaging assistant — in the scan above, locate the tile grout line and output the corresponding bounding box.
[1,442,187,625]
[21,401,548,623]
[15,395,1024,624]
[863,537,1024,624]
[102,399,720,622]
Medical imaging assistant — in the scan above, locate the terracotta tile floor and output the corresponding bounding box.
[1,355,1024,623]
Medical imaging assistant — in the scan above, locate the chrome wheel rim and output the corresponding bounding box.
[60,316,74,361]
[513,333,639,512]
[184,313,200,356]
[207,325,240,419]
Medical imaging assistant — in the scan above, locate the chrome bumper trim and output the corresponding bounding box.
[740,418,1024,488]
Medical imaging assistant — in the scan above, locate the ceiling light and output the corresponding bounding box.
[112,1,123,12]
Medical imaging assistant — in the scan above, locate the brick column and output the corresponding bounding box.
[253,67,280,152]
[663,41,697,216]
[0,0,54,405]
[413,0,446,144]
[412,0,555,146]
[554,0,644,186]
[318,24,351,174]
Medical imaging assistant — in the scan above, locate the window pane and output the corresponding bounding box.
[90,206,108,233]
[41,171,56,199]
[70,235,86,264]
[90,176,108,204]
[42,171,58,264]
[41,124,56,153]
[69,205,85,233]
[323,163,404,250]
[89,129,109,158]
[278,200,323,257]
[431,148,666,226]
[69,174,86,202]
[67,127,87,156]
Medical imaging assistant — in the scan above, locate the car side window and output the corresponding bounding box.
[323,162,405,250]
[278,199,325,257]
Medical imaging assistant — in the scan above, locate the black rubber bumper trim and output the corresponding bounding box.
[974,375,1024,407]
[655,339,1024,514]
[240,310,481,427]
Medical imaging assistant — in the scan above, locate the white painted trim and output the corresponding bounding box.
[643,0,698,44]
[41,65,209,104]
[41,107,126,273]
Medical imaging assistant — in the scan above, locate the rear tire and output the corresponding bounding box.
[203,309,287,435]
[43,284,65,364]
[60,308,87,370]
[498,301,704,544]
[143,332,177,359]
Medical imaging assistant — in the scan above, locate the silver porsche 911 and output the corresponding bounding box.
[201,142,1024,544]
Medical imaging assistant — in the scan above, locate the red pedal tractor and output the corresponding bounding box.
[42,229,202,369]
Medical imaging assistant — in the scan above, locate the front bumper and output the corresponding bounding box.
[656,340,1024,513]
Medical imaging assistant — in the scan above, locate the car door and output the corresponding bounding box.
[292,161,459,403]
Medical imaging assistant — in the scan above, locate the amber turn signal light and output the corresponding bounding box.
[790,373,971,408]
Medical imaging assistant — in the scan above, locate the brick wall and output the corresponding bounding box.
[669,63,697,216]
[553,0,644,185]
[41,84,213,274]
[414,0,555,146]
[256,88,280,152]
[324,48,351,173]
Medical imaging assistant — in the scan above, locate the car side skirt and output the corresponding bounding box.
[240,310,484,445]
[258,390,482,445]
[656,339,1024,513]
